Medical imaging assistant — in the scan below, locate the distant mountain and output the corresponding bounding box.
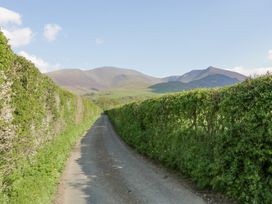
[46,66,246,95]
[165,66,246,83]
[150,66,246,93]
[150,74,240,93]
[46,66,162,94]
[162,75,181,82]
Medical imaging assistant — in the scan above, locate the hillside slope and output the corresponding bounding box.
[0,32,101,203]
[47,66,246,95]
[46,67,162,94]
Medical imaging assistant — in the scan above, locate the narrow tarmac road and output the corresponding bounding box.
[55,115,206,204]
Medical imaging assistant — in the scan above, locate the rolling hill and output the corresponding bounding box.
[46,66,162,94]
[46,66,246,94]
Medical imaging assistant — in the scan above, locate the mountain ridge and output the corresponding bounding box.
[150,74,241,93]
[46,66,246,94]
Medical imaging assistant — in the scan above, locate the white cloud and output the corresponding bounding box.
[268,50,272,61]
[95,37,104,45]
[18,51,61,73]
[43,24,62,41]
[2,28,33,47]
[229,66,272,77]
[0,7,33,47]
[0,7,22,25]
[18,51,49,73]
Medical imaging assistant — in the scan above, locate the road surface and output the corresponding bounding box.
[55,115,206,204]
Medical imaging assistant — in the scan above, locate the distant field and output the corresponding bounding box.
[91,88,160,98]
[86,88,162,110]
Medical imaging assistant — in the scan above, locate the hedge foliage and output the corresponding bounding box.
[0,32,101,203]
[107,75,272,203]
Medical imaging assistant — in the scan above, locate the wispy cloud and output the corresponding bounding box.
[268,50,272,61]
[18,51,49,72]
[43,24,62,42]
[229,50,272,76]
[229,66,272,76]
[2,28,33,47]
[95,37,104,45]
[0,7,61,73]
[18,51,50,73]
[0,7,22,25]
[0,7,33,47]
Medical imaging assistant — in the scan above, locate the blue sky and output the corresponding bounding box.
[0,0,272,76]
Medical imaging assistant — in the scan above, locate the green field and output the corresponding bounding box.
[86,88,162,110]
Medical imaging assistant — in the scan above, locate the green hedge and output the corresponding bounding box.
[107,75,272,203]
[0,108,100,204]
[0,32,101,203]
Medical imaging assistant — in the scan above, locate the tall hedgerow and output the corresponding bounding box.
[0,32,101,203]
[107,75,272,203]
